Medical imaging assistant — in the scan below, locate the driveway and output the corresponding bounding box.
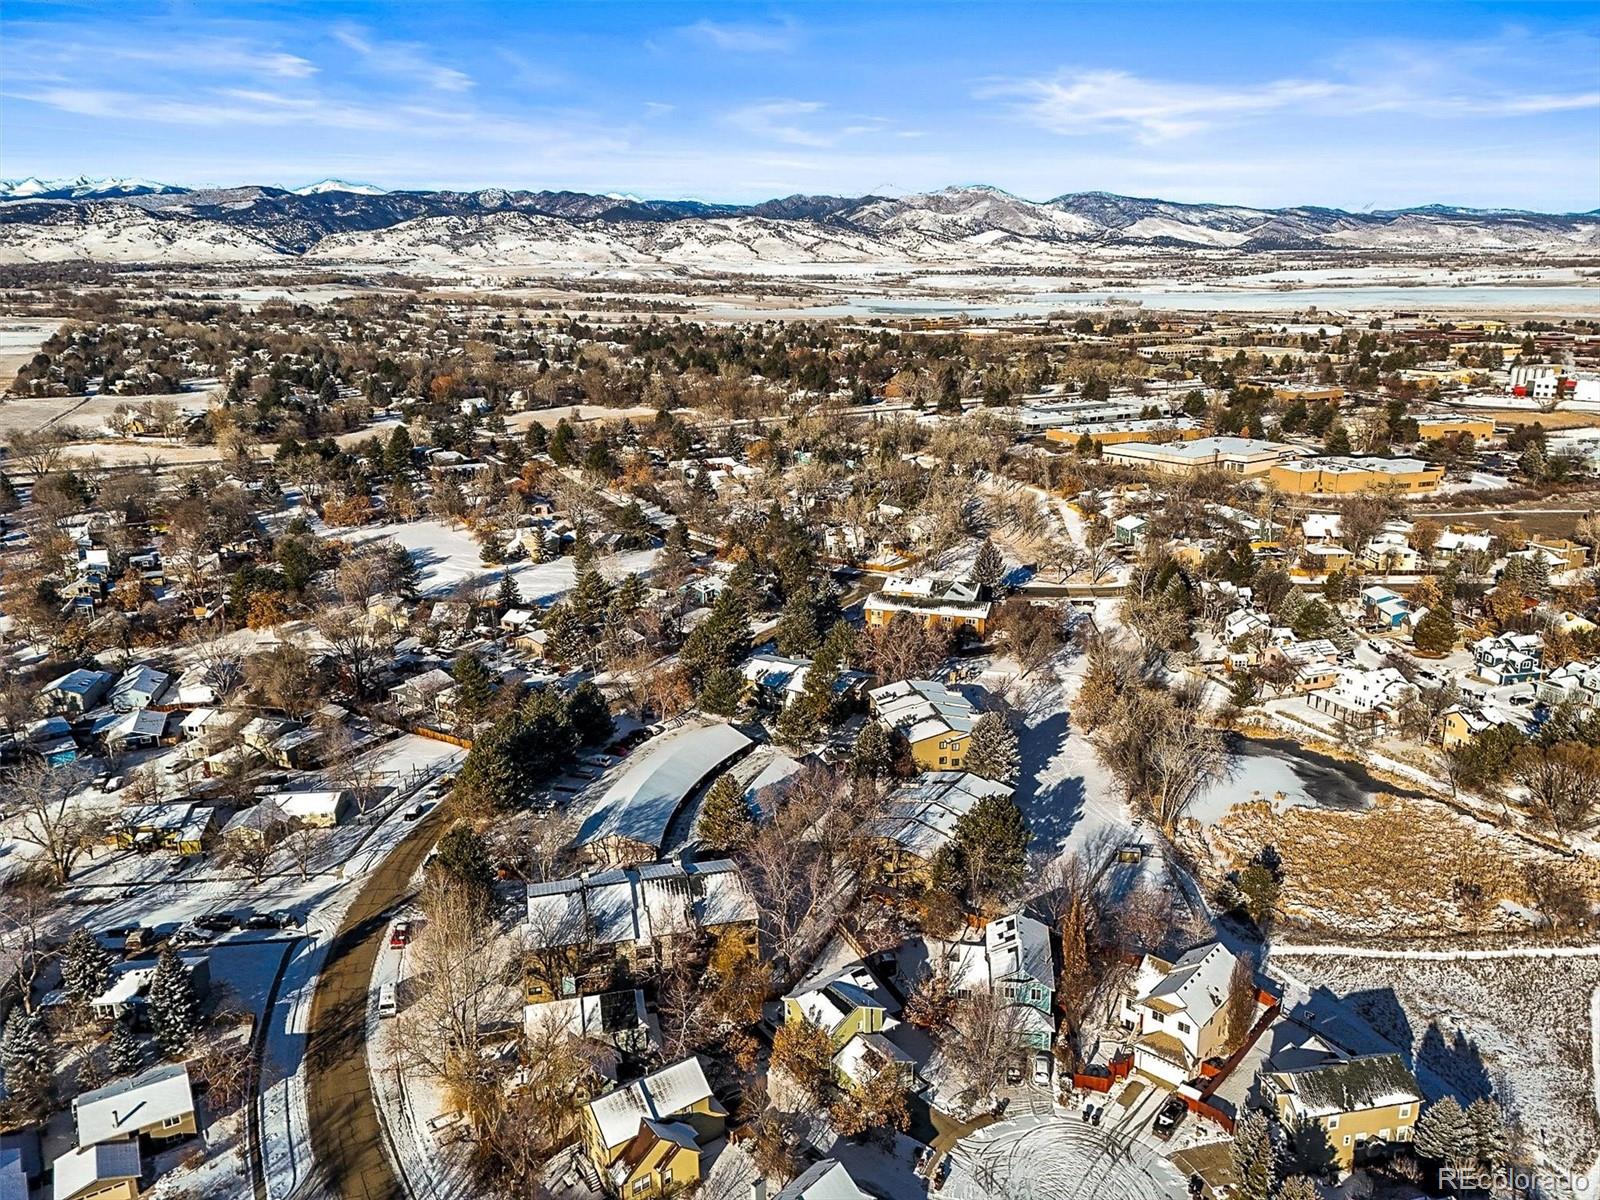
[942,1113,1190,1200]
[304,810,444,1200]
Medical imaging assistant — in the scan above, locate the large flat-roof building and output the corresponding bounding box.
[1101,436,1295,478]
[1268,456,1445,496]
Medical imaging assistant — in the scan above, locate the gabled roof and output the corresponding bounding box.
[1137,942,1237,1031]
[774,1159,871,1200]
[51,1141,141,1200]
[575,722,752,853]
[73,1062,194,1146]
[525,859,756,950]
[1270,1052,1422,1120]
[868,679,977,744]
[586,1056,720,1150]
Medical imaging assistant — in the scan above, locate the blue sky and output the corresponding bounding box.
[3,1,1598,211]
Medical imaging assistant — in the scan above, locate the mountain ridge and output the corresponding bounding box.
[1,181,1595,267]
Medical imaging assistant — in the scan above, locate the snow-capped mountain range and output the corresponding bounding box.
[1,179,1595,268]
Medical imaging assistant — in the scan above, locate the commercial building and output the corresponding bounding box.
[1101,437,1295,478]
[1268,456,1445,496]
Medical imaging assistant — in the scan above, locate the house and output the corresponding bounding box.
[1264,1053,1423,1171]
[944,911,1056,1049]
[741,653,811,709]
[37,668,113,714]
[1526,536,1588,574]
[109,664,171,712]
[867,679,978,771]
[1120,942,1240,1086]
[270,789,353,827]
[773,1159,871,1200]
[88,955,210,1022]
[784,957,913,1086]
[1470,632,1542,685]
[99,708,168,752]
[173,661,239,707]
[74,1062,197,1146]
[1359,586,1410,629]
[1437,702,1530,748]
[867,771,1012,883]
[1539,659,1600,713]
[1306,667,1417,732]
[1113,514,1148,548]
[113,803,216,856]
[574,722,753,866]
[392,668,457,716]
[1260,640,1340,693]
[524,860,758,1001]
[1222,608,1271,648]
[51,1142,142,1200]
[582,1057,726,1198]
[864,573,994,637]
[526,989,659,1060]
[1433,529,1493,560]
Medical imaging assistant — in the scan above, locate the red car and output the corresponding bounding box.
[389,921,411,949]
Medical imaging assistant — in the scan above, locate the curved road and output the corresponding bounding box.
[305,811,444,1200]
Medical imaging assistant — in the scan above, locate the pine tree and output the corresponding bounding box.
[1229,1110,1278,1200]
[0,1009,51,1115]
[969,539,1006,590]
[962,712,1020,783]
[452,651,495,723]
[1414,1096,1474,1173]
[698,666,745,717]
[698,774,756,852]
[456,714,531,814]
[108,1019,144,1077]
[570,567,613,627]
[496,570,521,614]
[852,720,893,779]
[63,928,115,1006]
[1276,1176,1319,1200]
[950,794,1030,900]
[776,587,824,657]
[1412,604,1457,656]
[565,681,614,745]
[1466,1096,1509,1168]
[383,424,414,475]
[148,948,201,1058]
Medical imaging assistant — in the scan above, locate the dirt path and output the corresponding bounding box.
[305,813,443,1200]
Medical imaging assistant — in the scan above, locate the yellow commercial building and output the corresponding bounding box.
[1416,416,1494,440]
[1044,419,1203,448]
[1268,456,1445,496]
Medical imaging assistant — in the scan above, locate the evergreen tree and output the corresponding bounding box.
[570,568,613,626]
[962,712,1020,783]
[63,928,114,1006]
[0,1009,52,1115]
[519,687,579,779]
[148,948,201,1058]
[1228,1110,1278,1200]
[698,774,756,852]
[1276,1176,1319,1200]
[431,824,495,892]
[681,589,752,684]
[382,424,414,475]
[1466,1096,1509,1168]
[495,570,521,614]
[969,539,1006,590]
[542,603,589,666]
[452,651,495,723]
[1414,1096,1474,1173]
[1323,423,1352,456]
[108,1019,144,1077]
[565,681,614,745]
[608,573,646,622]
[456,714,533,814]
[387,541,420,599]
[1412,604,1457,656]
[950,794,1030,900]
[776,587,824,657]
[0,473,19,514]
[549,419,577,466]
[698,666,745,717]
[852,720,893,779]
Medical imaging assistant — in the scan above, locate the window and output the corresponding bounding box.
[1342,1135,1351,1147]
[1398,1105,1411,1119]
[162,1114,187,1129]
[1176,1021,1190,1034]
[633,1180,650,1195]
[938,756,948,765]
[1326,1115,1339,1130]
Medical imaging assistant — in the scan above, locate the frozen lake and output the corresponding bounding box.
[1186,734,1430,825]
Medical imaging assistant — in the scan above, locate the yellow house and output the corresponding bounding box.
[1268,456,1445,496]
[1416,416,1494,440]
[1265,1054,1422,1172]
[75,1063,199,1147]
[582,1057,725,1197]
[1527,536,1588,574]
[864,574,993,638]
[784,959,917,1087]
[51,1143,142,1200]
[867,679,977,770]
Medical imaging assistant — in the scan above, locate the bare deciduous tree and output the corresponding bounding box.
[8,761,95,885]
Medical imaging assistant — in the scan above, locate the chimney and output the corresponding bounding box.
[750,1181,767,1200]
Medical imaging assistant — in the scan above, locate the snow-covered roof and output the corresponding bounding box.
[41,668,112,698]
[585,1056,720,1150]
[574,722,751,853]
[74,1062,193,1146]
[1136,942,1237,1031]
[103,708,167,743]
[868,679,977,744]
[110,663,170,709]
[774,1159,871,1200]
[983,912,1055,991]
[1270,1052,1422,1120]
[525,859,755,950]
[869,770,1011,861]
[51,1141,141,1200]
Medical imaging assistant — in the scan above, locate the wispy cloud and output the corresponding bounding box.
[683,17,799,53]
[725,100,849,147]
[983,63,1599,142]
[332,24,473,92]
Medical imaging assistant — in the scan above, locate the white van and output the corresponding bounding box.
[378,982,398,1019]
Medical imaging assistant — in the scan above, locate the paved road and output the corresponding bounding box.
[305,812,443,1200]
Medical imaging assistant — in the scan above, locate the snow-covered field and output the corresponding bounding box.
[337,517,659,601]
[1274,952,1600,1182]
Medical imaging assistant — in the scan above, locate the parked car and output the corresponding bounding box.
[1032,1053,1053,1087]
[913,1147,935,1178]
[196,912,239,932]
[271,910,302,929]
[1154,1096,1188,1139]
[402,802,427,821]
[389,921,411,949]
[1005,1062,1024,1085]
[243,912,280,931]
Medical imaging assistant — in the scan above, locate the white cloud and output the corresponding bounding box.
[683,17,799,53]
[332,24,473,92]
[724,100,833,147]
